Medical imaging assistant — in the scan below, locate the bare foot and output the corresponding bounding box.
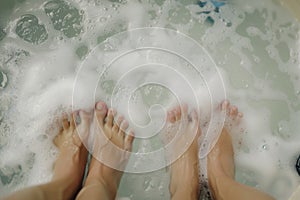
[52,110,90,199]
[80,101,134,200]
[163,104,201,200]
[207,100,243,199]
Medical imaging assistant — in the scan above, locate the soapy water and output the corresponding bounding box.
[0,0,300,199]
[74,27,227,172]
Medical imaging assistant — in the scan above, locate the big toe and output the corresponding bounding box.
[94,101,108,126]
[167,110,176,123]
[172,103,188,122]
[74,110,91,146]
[79,110,91,125]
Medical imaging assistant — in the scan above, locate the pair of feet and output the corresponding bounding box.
[53,100,242,200]
[53,101,134,200]
[166,100,242,199]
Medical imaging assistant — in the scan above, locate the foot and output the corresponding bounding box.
[207,100,243,199]
[52,110,90,199]
[163,104,201,200]
[83,101,134,199]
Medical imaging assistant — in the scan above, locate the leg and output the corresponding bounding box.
[163,104,200,200]
[208,101,275,200]
[3,111,90,200]
[76,101,134,200]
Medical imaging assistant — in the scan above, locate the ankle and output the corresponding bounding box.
[43,178,80,200]
[209,172,232,200]
[85,173,118,196]
[170,172,199,199]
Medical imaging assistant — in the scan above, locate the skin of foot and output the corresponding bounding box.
[163,104,201,200]
[207,100,275,200]
[51,111,90,199]
[2,111,91,200]
[207,101,238,183]
[76,101,134,200]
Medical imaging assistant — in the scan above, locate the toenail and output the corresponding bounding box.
[97,103,103,110]
[109,109,116,115]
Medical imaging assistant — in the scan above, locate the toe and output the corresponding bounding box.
[230,106,238,116]
[106,109,115,128]
[79,110,91,125]
[168,110,176,123]
[70,111,78,128]
[235,112,243,124]
[238,112,243,118]
[112,115,123,134]
[124,130,135,151]
[190,109,199,125]
[119,120,129,138]
[53,134,60,147]
[174,106,181,121]
[62,113,69,130]
[221,100,230,111]
[181,103,188,118]
[74,110,91,145]
[95,101,108,126]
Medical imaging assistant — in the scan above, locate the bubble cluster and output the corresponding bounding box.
[44,0,83,38]
[15,14,48,44]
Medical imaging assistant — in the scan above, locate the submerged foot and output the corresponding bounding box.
[207,100,243,199]
[52,110,90,199]
[77,101,134,200]
[163,104,201,200]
